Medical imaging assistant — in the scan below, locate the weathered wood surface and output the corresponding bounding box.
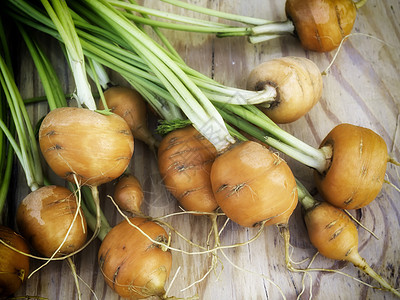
[10,0,400,299]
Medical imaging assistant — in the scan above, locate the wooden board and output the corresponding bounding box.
[9,0,400,299]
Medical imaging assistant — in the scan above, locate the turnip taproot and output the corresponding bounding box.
[113,173,144,214]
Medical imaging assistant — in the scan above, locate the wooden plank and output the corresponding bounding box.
[8,0,400,299]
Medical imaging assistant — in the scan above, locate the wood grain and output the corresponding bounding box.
[9,0,400,299]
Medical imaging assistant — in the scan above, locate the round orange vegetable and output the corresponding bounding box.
[285,0,357,52]
[0,226,30,297]
[114,174,144,214]
[314,123,388,209]
[16,185,87,258]
[39,107,134,186]
[210,141,298,227]
[158,126,218,213]
[304,201,400,297]
[99,86,159,150]
[247,56,323,123]
[98,217,172,299]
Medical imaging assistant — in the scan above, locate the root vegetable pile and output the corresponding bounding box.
[2,0,399,299]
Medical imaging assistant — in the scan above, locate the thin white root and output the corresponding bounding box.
[219,249,286,300]
[344,209,379,239]
[354,0,368,9]
[322,33,395,76]
[108,195,268,255]
[165,266,181,296]
[296,252,319,300]
[76,273,99,300]
[67,257,82,300]
[391,113,399,154]
[384,178,400,194]
[28,175,84,279]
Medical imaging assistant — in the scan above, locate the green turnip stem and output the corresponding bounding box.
[248,33,287,44]
[10,0,329,172]
[87,59,111,90]
[218,103,328,173]
[348,252,400,297]
[121,12,251,36]
[110,1,232,28]
[295,179,318,212]
[250,20,295,36]
[0,55,43,191]
[87,58,108,111]
[126,0,184,63]
[160,0,271,25]
[124,77,183,121]
[355,0,368,9]
[13,6,278,108]
[79,26,326,171]
[41,0,96,110]
[78,27,276,107]
[78,34,183,120]
[110,0,294,40]
[83,0,235,152]
[80,187,111,241]
[0,136,13,220]
[19,24,67,110]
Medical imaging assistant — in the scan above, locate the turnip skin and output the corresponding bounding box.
[247,56,322,124]
[211,141,298,227]
[16,185,87,258]
[158,126,218,213]
[39,107,134,186]
[99,86,159,150]
[285,0,357,52]
[113,174,144,214]
[0,226,30,297]
[305,202,358,260]
[304,201,400,297]
[98,217,172,299]
[314,123,388,209]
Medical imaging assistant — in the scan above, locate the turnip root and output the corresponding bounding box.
[285,0,357,52]
[39,107,134,186]
[158,126,218,213]
[314,123,388,209]
[98,86,159,150]
[211,141,298,227]
[98,217,172,299]
[16,185,87,258]
[247,56,323,124]
[114,173,144,214]
[0,226,30,298]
